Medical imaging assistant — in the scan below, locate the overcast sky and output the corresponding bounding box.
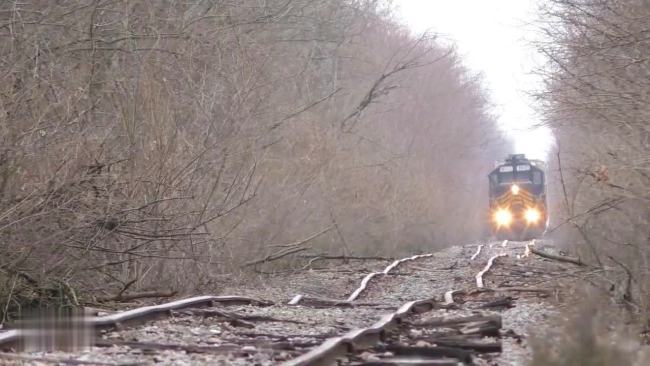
[395,0,553,161]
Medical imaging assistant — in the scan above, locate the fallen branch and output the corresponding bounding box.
[96,290,177,303]
[268,225,335,249]
[244,246,309,268]
[430,338,502,353]
[382,344,472,364]
[480,296,515,309]
[459,319,501,337]
[529,245,584,266]
[412,314,502,329]
[243,225,335,267]
[175,308,307,325]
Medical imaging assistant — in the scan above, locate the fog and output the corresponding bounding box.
[0,0,508,314]
[2,5,646,360]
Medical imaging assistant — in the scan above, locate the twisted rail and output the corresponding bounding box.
[345,253,433,302]
[283,298,437,366]
[476,254,508,288]
[0,296,271,351]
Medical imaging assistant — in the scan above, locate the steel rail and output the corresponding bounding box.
[470,244,484,260]
[490,240,508,248]
[282,298,437,366]
[524,240,534,257]
[0,295,271,351]
[444,289,463,305]
[344,253,433,302]
[476,254,508,288]
[447,242,509,305]
[288,294,303,305]
[287,240,547,365]
[285,245,489,364]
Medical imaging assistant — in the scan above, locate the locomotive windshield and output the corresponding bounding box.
[492,163,537,184]
[488,156,545,194]
[492,169,541,185]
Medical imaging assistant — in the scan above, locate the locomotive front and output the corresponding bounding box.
[488,154,547,240]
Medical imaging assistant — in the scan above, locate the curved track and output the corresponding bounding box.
[283,242,516,365]
[0,240,584,365]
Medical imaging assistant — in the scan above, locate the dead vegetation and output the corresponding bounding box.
[529,294,650,366]
[0,1,507,319]
[534,0,650,360]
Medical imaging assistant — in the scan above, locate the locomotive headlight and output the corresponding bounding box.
[525,208,541,224]
[511,184,520,195]
[494,208,512,227]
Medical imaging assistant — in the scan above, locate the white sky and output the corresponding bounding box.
[395,0,554,161]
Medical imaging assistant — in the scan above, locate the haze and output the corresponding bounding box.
[2,2,648,364]
[396,0,553,161]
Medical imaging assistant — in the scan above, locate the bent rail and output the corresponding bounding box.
[0,295,271,351]
[283,298,437,366]
[476,254,507,288]
[345,253,433,302]
[470,244,484,260]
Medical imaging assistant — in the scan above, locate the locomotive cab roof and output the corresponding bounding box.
[505,154,527,164]
[488,154,545,190]
[491,154,546,172]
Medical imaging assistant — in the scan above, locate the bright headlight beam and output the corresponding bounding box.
[494,209,512,227]
[525,208,541,223]
[511,184,520,195]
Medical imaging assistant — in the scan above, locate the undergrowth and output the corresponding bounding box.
[529,302,647,366]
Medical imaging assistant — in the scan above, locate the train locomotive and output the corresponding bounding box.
[488,154,548,240]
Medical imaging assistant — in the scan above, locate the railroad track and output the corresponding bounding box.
[0,240,583,365]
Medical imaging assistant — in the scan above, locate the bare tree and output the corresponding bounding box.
[535,0,650,322]
[0,0,506,320]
